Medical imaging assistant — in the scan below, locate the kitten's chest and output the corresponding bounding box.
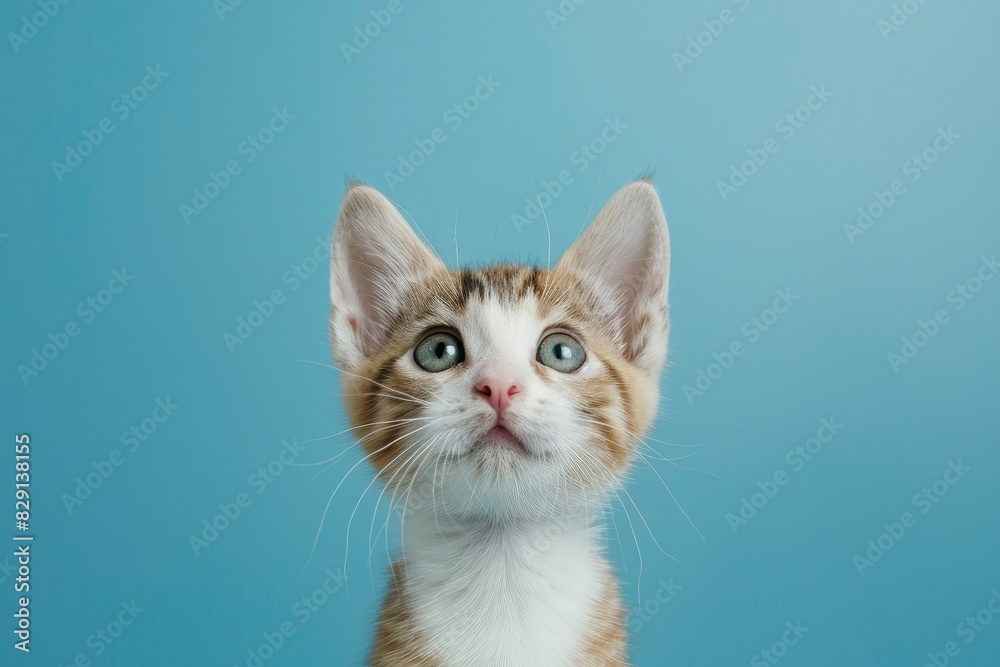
[402,529,610,667]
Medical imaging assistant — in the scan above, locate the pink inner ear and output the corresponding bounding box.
[555,181,669,364]
[330,185,447,359]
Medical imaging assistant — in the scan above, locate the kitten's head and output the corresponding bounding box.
[329,181,669,524]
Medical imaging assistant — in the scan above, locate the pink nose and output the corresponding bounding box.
[475,378,520,419]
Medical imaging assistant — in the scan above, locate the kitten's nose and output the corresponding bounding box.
[475,377,520,419]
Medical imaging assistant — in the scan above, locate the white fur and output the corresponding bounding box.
[400,509,611,667]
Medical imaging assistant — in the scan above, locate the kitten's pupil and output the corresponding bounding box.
[555,343,571,360]
[435,342,453,359]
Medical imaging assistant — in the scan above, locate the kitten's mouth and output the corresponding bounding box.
[473,425,529,455]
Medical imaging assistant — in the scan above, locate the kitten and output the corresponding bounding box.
[328,179,670,667]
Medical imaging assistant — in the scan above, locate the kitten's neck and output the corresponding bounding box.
[402,507,600,573]
[384,509,623,667]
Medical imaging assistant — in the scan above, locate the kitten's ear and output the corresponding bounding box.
[329,184,445,370]
[556,180,670,375]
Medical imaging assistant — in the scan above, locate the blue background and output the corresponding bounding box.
[2,0,999,665]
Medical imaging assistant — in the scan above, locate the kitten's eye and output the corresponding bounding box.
[537,333,585,373]
[414,332,465,372]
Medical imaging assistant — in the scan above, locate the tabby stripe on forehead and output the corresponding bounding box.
[517,267,544,299]
[459,271,486,304]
